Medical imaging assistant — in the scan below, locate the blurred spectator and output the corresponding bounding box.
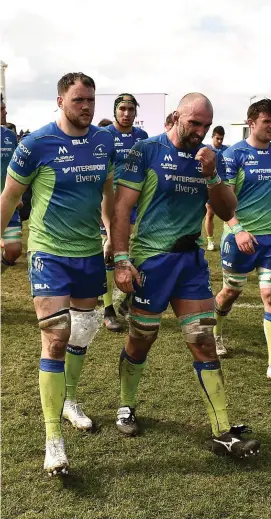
[164,113,174,131]
[6,122,17,134]
[98,118,113,127]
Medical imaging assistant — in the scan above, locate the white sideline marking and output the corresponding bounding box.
[235,303,263,309]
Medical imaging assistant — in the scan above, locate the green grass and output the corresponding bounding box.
[2,219,271,519]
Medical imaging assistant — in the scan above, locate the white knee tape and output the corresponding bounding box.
[222,270,247,291]
[69,309,99,347]
[257,267,271,289]
[179,313,216,344]
[39,308,70,330]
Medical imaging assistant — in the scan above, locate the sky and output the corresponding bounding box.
[1,0,270,142]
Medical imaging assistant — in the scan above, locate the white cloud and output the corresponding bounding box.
[1,0,270,142]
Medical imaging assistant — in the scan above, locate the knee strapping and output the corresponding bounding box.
[179,312,216,344]
[38,308,70,330]
[69,307,99,347]
[257,267,271,289]
[3,226,22,244]
[129,313,161,340]
[222,270,247,291]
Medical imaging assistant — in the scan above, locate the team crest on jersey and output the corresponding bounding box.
[93,144,107,159]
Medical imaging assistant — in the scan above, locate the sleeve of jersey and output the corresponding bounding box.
[117,142,147,192]
[222,147,238,185]
[8,136,39,185]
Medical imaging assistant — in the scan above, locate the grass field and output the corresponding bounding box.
[2,219,271,519]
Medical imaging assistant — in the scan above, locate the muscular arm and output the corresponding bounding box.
[101,174,114,241]
[208,183,237,222]
[1,175,28,235]
[111,185,140,253]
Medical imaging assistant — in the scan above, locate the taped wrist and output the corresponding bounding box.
[231,223,244,235]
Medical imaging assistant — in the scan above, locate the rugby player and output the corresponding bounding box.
[111,93,260,458]
[1,72,115,475]
[205,126,228,251]
[103,94,148,331]
[214,99,271,367]
[1,94,22,269]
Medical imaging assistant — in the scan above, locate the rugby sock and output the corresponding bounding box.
[119,348,146,408]
[103,269,114,309]
[193,360,230,436]
[264,311,271,366]
[207,236,214,243]
[213,300,231,336]
[65,345,87,401]
[39,359,65,440]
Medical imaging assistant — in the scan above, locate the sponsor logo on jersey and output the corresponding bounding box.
[165,174,206,184]
[72,164,105,172]
[12,152,24,167]
[129,149,142,158]
[161,162,177,171]
[164,154,173,162]
[122,134,132,138]
[250,168,271,174]
[62,164,105,174]
[72,138,89,145]
[54,155,75,163]
[76,174,101,183]
[124,163,138,173]
[59,146,68,154]
[93,144,107,159]
[178,151,193,159]
[4,136,13,145]
[244,160,258,166]
[34,257,44,272]
[19,142,31,155]
[224,157,234,163]
[257,150,269,155]
[247,154,255,160]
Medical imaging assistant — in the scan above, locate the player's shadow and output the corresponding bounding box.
[59,418,269,497]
